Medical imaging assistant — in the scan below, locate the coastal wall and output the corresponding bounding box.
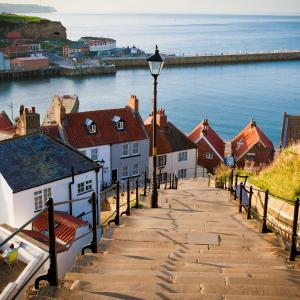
[61,65,116,76]
[104,51,300,69]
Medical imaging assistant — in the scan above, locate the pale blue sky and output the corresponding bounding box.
[2,0,300,14]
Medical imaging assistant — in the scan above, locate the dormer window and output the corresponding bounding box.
[85,118,97,134]
[117,121,124,130]
[112,115,125,131]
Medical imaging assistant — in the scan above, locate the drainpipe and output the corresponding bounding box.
[95,165,100,225]
[68,167,75,216]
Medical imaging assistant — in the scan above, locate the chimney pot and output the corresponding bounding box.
[32,107,35,113]
[25,108,29,114]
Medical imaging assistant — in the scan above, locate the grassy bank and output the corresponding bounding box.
[0,13,46,24]
[216,144,300,200]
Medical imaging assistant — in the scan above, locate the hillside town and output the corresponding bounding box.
[0,91,300,298]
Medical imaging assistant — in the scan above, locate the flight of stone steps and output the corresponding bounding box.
[32,178,300,300]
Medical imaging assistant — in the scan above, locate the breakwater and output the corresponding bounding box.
[103,50,300,69]
[0,67,61,80]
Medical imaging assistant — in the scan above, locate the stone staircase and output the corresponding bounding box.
[32,178,300,300]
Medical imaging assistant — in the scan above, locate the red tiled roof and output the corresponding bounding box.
[188,120,225,159]
[62,107,148,148]
[145,121,196,156]
[0,111,13,131]
[32,211,88,245]
[231,120,274,160]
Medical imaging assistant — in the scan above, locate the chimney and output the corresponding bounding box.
[16,106,40,136]
[202,118,209,135]
[128,95,139,113]
[250,118,256,129]
[157,109,167,128]
[54,96,66,125]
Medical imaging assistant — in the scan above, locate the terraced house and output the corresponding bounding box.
[47,95,149,186]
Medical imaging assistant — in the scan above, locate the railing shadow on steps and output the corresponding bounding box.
[0,171,182,296]
[209,171,300,262]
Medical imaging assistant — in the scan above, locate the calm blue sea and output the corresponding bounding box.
[1,14,300,146]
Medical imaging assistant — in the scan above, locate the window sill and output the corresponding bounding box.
[121,154,141,159]
[77,189,94,196]
[121,174,140,180]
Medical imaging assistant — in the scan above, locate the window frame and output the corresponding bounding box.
[205,152,213,160]
[117,121,124,130]
[132,142,139,155]
[122,143,129,157]
[157,155,167,167]
[178,169,187,179]
[91,148,98,160]
[88,124,97,134]
[34,187,52,212]
[121,165,129,178]
[178,151,188,162]
[132,163,139,176]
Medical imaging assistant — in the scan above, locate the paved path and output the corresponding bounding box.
[34,178,300,300]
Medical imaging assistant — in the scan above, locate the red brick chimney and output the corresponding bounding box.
[54,96,66,125]
[157,109,167,128]
[128,95,139,113]
[16,106,40,136]
[202,118,209,135]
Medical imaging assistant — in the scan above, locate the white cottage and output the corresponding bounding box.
[144,109,198,180]
[0,132,99,228]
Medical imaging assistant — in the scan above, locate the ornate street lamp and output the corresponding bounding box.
[147,45,164,208]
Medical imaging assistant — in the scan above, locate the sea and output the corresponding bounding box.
[1,13,300,145]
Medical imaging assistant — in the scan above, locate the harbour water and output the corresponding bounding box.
[1,14,300,145]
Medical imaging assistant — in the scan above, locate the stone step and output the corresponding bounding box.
[201,284,300,297]
[65,271,227,285]
[225,296,298,300]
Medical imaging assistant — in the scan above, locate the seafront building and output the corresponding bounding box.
[144,109,198,179]
[231,118,274,168]
[188,119,225,173]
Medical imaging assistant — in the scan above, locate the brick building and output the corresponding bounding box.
[280,112,300,148]
[11,56,49,70]
[63,42,89,58]
[231,119,274,168]
[188,119,225,173]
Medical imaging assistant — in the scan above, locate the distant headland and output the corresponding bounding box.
[0,3,56,13]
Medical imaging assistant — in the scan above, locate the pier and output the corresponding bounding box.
[103,50,300,69]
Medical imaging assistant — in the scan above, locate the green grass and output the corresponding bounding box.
[216,145,300,200]
[0,13,47,24]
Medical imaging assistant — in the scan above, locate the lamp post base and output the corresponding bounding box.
[151,190,158,208]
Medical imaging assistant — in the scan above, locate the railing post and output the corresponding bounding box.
[175,176,178,189]
[230,170,234,194]
[158,169,162,189]
[220,176,223,189]
[165,175,167,189]
[208,174,210,187]
[144,171,147,196]
[224,176,227,190]
[234,175,238,200]
[82,192,98,254]
[290,198,300,261]
[239,182,243,213]
[247,186,253,220]
[122,179,130,216]
[135,178,139,208]
[261,189,269,233]
[35,198,58,289]
[172,173,175,189]
[169,174,172,189]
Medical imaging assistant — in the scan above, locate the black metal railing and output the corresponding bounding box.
[212,172,300,261]
[0,170,186,295]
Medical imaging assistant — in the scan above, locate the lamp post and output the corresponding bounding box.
[147,45,164,208]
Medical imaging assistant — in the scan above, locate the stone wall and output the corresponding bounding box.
[104,51,300,69]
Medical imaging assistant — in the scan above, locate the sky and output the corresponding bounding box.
[1,0,300,15]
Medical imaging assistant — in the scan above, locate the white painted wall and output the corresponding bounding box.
[148,148,197,179]
[79,145,111,187]
[6,170,97,228]
[56,225,91,277]
[89,41,116,52]
[0,174,14,226]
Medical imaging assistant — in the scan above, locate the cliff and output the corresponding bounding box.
[0,14,66,40]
